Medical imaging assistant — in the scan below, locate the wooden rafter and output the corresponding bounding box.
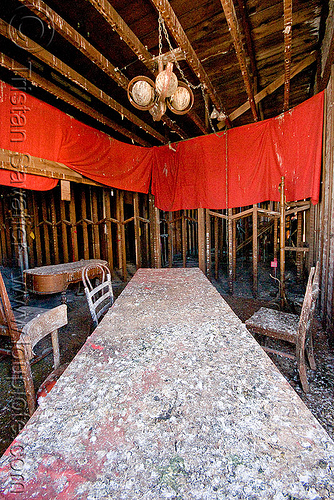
[235,0,258,85]
[150,0,228,119]
[15,0,187,140]
[283,0,293,111]
[0,20,166,145]
[220,0,258,121]
[86,0,204,135]
[217,51,317,127]
[0,53,151,147]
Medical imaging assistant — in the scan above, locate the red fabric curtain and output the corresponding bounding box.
[152,91,324,210]
[0,80,324,206]
[0,81,153,193]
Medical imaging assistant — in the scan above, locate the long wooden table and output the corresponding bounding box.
[1,268,334,498]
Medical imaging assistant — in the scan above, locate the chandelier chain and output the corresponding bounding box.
[158,13,201,91]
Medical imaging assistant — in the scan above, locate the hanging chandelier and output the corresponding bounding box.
[127,15,194,121]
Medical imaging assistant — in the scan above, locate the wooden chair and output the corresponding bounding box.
[245,262,320,392]
[82,263,114,328]
[16,304,68,416]
[0,270,49,365]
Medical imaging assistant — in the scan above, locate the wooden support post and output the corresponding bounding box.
[133,193,141,269]
[50,194,59,264]
[91,188,100,260]
[206,210,211,277]
[279,177,286,308]
[228,208,233,293]
[116,190,127,280]
[26,195,34,268]
[182,211,187,268]
[197,208,206,274]
[81,189,90,260]
[232,209,237,281]
[252,204,258,296]
[149,194,161,269]
[168,212,173,267]
[143,197,150,268]
[41,197,51,265]
[60,200,69,263]
[273,205,278,260]
[214,216,219,280]
[307,204,315,269]
[296,211,303,282]
[103,188,113,273]
[0,195,8,266]
[175,212,182,255]
[32,196,42,266]
[69,187,78,262]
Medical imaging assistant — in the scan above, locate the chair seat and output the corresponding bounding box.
[245,307,300,344]
[14,306,49,329]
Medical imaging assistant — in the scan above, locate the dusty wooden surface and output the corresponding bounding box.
[0,268,334,499]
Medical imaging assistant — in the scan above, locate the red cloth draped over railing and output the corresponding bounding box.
[0,81,153,193]
[152,91,324,210]
[0,80,324,206]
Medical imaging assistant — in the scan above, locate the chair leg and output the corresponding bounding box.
[306,334,316,371]
[17,345,36,417]
[51,329,60,369]
[296,345,309,393]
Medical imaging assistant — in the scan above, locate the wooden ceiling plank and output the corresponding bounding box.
[283,0,293,111]
[15,0,188,140]
[0,149,104,186]
[0,53,151,147]
[217,51,317,126]
[149,0,228,117]
[86,0,153,64]
[220,0,258,121]
[0,19,166,144]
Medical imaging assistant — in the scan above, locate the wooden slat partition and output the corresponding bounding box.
[60,200,69,264]
[50,195,59,265]
[81,190,90,261]
[69,187,79,262]
[103,188,114,272]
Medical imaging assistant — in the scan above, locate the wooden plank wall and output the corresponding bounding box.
[0,183,313,309]
[317,69,334,338]
[0,184,151,280]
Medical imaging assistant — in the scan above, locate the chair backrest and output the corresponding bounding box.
[82,263,114,327]
[0,269,20,341]
[297,261,320,350]
[17,304,68,416]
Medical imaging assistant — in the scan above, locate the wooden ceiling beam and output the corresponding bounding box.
[283,0,293,111]
[220,0,258,121]
[217,51,317,126]
[0,20,166,145]
[235,0,257,83]
[0,53,152,147]
[15,0,187,140]
[149,0,228,120]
